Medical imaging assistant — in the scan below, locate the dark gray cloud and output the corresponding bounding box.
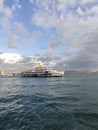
[35,54,41,57]
[38,55,61,63]
[64,28,98,70]
[49,41,63,48]
[17,56,33,64]
[37,27,98,71]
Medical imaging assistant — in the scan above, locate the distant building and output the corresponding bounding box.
[0,70,6,75]
[0,70,14,76]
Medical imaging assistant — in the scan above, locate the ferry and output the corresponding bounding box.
[21,64,64,77]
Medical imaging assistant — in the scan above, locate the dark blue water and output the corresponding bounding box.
[0,73,98,130]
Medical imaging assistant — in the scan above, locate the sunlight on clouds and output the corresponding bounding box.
[0,53,23,64]
[0,0,98,71]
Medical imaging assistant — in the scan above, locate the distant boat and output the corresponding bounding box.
[21,64,64,77]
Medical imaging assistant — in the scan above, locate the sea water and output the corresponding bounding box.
[0,73,98,130]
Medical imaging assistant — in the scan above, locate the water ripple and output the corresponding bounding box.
[0,74,98,130]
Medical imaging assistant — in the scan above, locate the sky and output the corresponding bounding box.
[0,0,98,72]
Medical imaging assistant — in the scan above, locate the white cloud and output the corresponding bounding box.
[29,0,34,4]
[0,0,13,30]
[0,53,40,72]
[0,53,23,64]
[0,0,21,31]
[56,0,76,11]
[12,0,21,11]
[79,16,98,30]
[6,22,42,49]
[0,0,12,18]
[80,5,98,16]
[90,5,98,14]
[77,7,84,16]
[32,10,59,29]
[1,0,98,71]
[81,0,95,4]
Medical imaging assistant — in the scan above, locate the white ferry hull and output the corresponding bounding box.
[21,71,64,77]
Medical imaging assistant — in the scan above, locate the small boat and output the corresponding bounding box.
[21,64,64,77]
